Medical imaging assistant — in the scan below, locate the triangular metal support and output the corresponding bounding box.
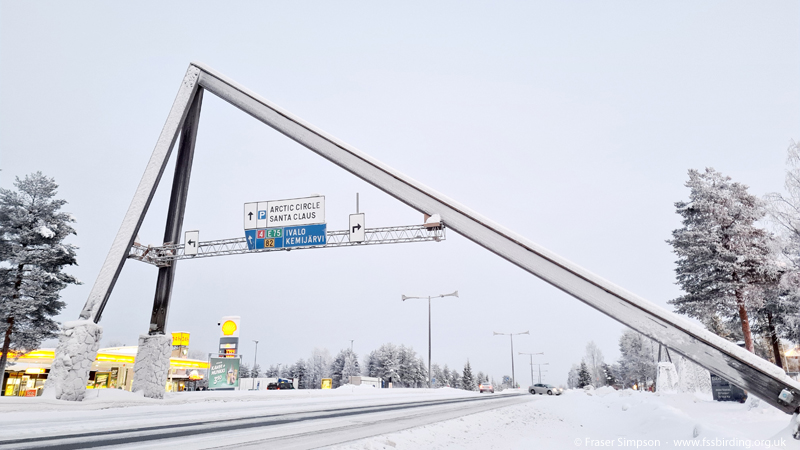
[49,63,800,413]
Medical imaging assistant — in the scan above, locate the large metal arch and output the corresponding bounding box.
[75,62,800,413]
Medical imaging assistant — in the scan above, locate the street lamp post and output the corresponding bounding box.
[402,290,459,389]
[533,363,549,384]
[518,351,543,387]
[493,331,529,388]
[252,339,259,390]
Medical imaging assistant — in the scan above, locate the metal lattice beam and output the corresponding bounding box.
[128,224,445,267]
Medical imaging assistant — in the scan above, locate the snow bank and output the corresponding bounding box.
[332,386,794,450]
[335,384,379,391]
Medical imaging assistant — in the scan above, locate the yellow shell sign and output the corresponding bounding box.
[221,320,237,336]
[219,316,241,338]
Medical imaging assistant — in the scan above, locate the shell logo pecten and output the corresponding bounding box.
[221,320,238,336]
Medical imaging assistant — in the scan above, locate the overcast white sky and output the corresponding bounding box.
[1,1,798,386]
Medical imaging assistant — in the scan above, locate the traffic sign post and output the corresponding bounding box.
[349,213,365,243]
[184,230,199,256]
[243,196,327,250]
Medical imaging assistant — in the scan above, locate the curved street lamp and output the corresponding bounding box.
[518,351,543,387]
[402,290,459,388]
[493,330,529,388]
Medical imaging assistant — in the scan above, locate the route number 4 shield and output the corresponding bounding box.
[349,213,365,243]
[185,230,199,256]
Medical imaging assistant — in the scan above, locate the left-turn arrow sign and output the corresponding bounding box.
[185,230,199,256]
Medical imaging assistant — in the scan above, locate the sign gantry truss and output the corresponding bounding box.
[72,62,800,415]
[129,224,445,267]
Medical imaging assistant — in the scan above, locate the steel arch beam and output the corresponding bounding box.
[79,62,800,413]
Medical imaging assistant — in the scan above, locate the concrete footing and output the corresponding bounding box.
[131,334,172,399]
[44,320,103,401]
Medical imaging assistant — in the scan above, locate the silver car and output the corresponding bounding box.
[529,383,563,395]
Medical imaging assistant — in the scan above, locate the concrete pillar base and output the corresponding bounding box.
[44,320,103,401]
[131,334,172,399]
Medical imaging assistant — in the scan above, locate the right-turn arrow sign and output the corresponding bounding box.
[349,213,365,243]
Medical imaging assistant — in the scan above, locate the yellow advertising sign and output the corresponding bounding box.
[321,378,332,389]
[171,332,190,347]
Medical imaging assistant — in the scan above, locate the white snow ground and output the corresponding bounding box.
[328,388,797,450]
[0,386,797,449]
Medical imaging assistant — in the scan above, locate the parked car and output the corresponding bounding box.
[266,378,295,390]
[478,382,494,393]
[529,383,562,395]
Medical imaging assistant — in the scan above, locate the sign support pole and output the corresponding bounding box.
[149,88,204,334]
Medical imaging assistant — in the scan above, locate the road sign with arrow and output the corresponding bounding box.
[349,213,365,243]
[185,230,199,256]
[244,203,257,230]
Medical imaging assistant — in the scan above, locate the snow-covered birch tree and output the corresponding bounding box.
[567,364,580,389]
[0,173,80,376]
[764,141,800,356]
[584,341,606,387]
[668,168,776,353]
[617,329,657,389]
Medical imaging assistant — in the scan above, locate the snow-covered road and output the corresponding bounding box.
[1,386,798,449]
[0,387,526,449]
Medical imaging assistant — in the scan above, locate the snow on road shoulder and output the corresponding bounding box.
[327,388,796,450]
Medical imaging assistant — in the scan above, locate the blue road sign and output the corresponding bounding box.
[245,230,257,250]
[284,224,327,248]
[258,210,267,220]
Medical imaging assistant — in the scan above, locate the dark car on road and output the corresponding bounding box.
[267,378,295,390]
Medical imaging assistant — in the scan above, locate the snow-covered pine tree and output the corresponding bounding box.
[577,361,592,388]
[450,370,461,389]
[0,172,80,376]
[331,348,359,387]
[287,359,306,387]
[342,352,360,383]
[264,364,279,377]
[432,363,445,388]
[668,168,777,353]
[415,357,427,388]
[461,360,475,391]
[252,363,262,379]
[239,362,252,379]
[601,362,617,386]
[397,345,417,387]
